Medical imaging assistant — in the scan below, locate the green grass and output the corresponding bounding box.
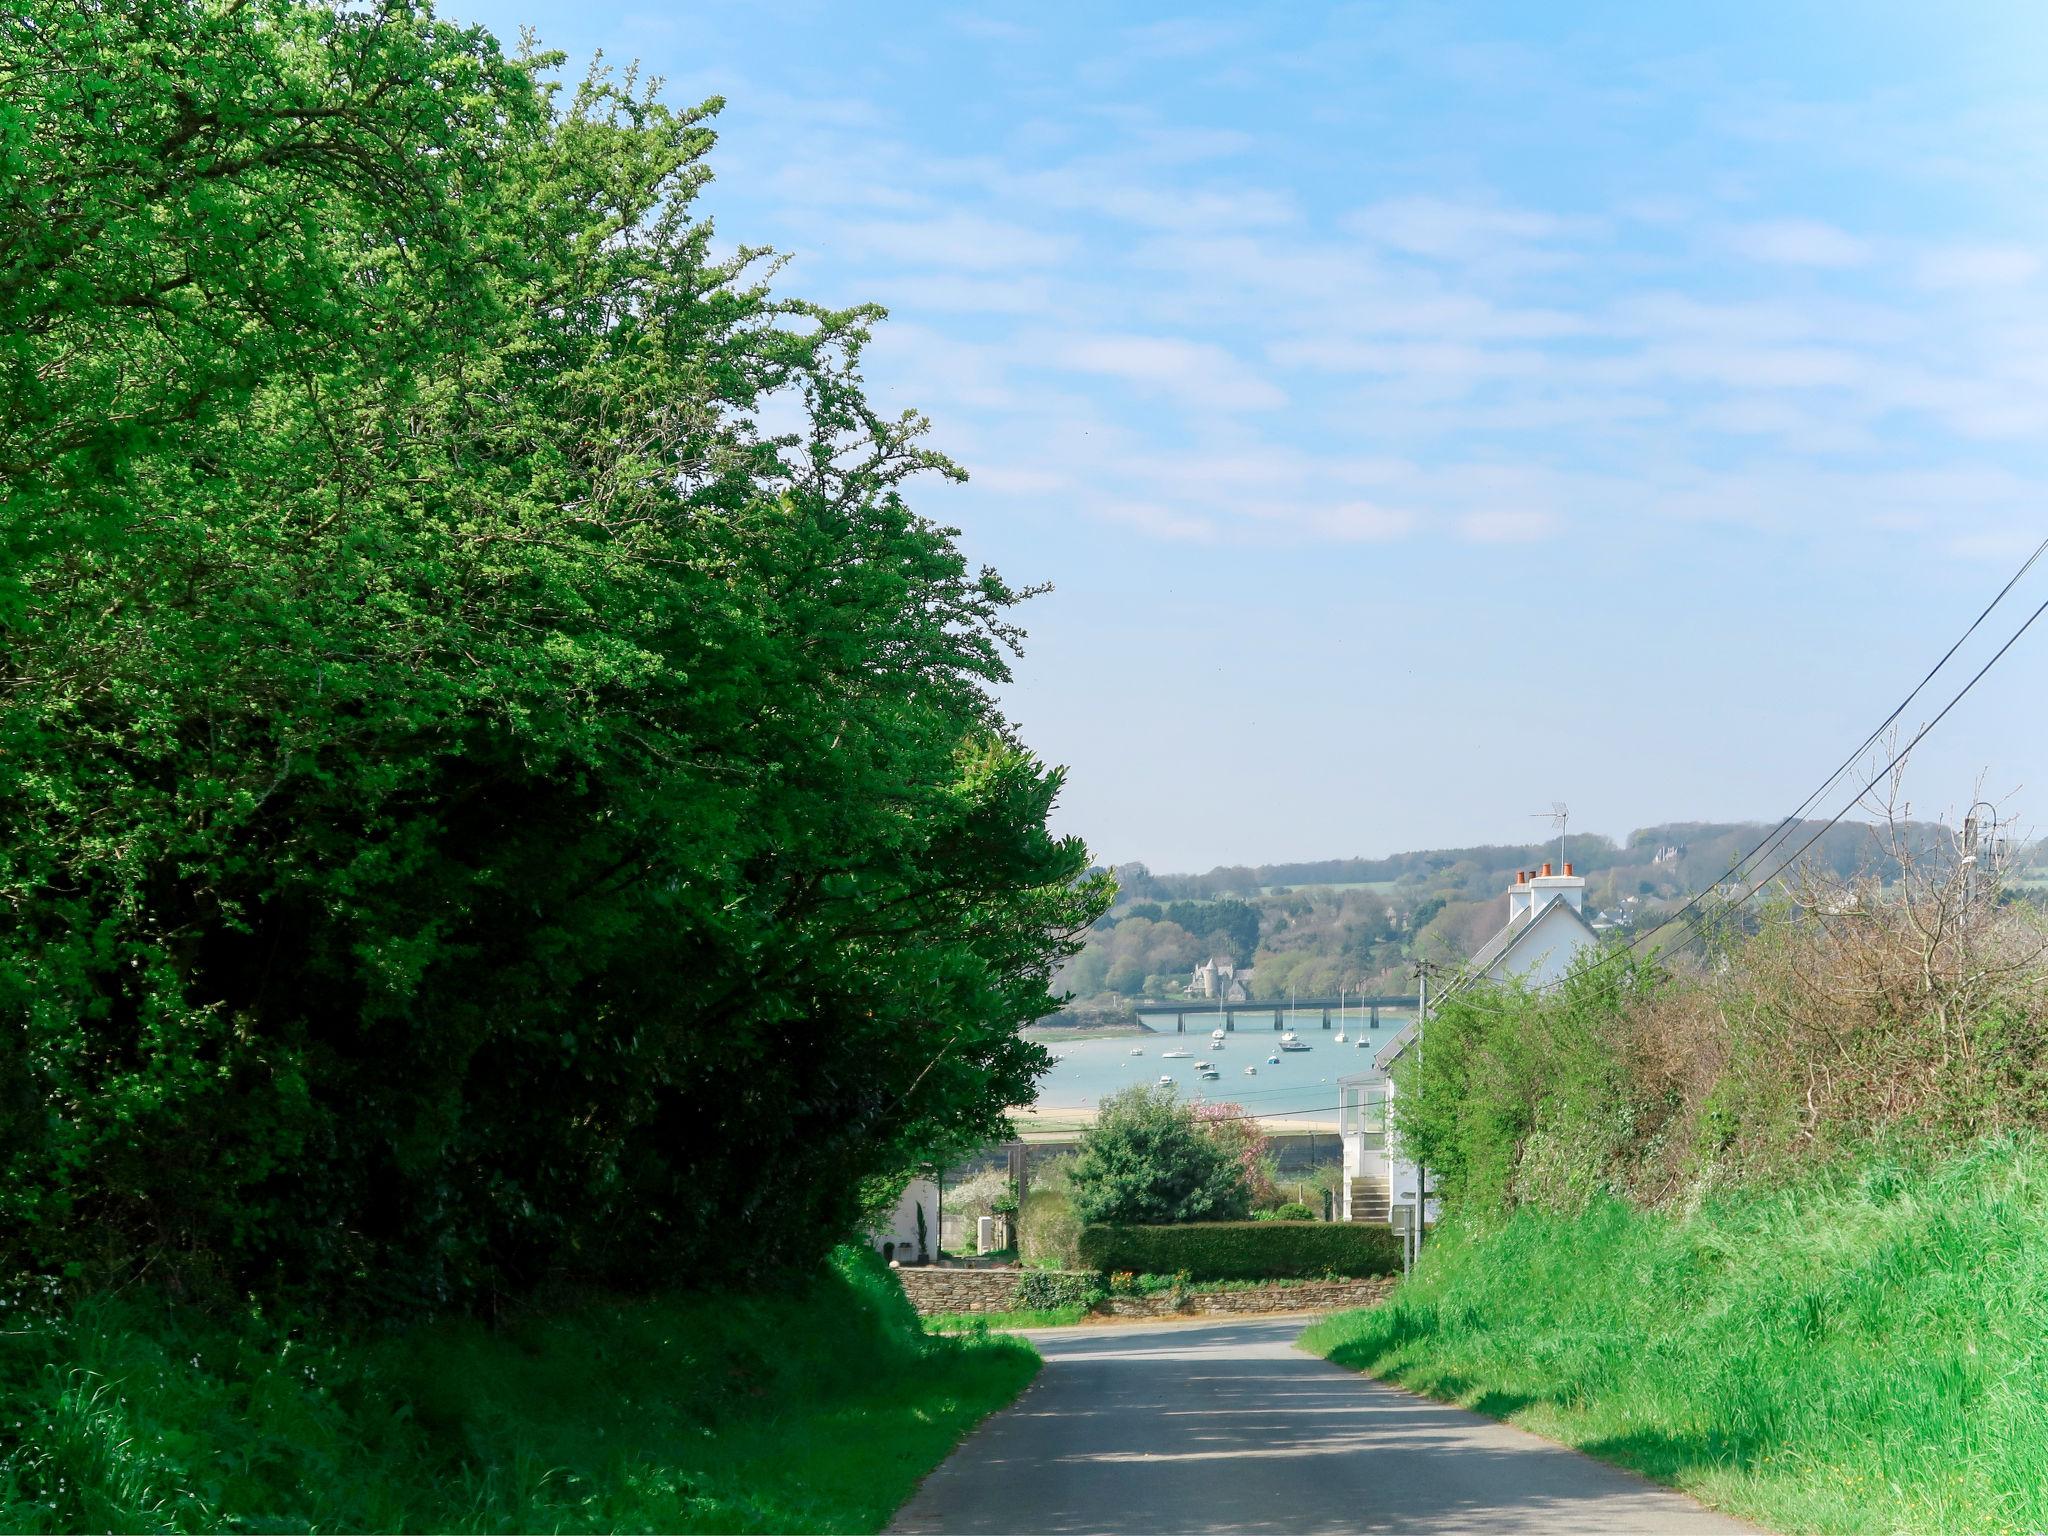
[1300,1136,2048,1535]
[0,1247,1036,1533]
[924,1306,1091,1333]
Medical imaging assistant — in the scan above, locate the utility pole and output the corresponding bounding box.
[1407,958,1439,1275]
[1962,801,1997,914]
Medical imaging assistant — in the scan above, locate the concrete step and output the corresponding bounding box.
[1344,1174,1391,1223]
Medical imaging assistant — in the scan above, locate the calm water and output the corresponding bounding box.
[1028,1010,1415,1125]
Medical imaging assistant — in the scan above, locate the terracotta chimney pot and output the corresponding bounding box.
[1541,861,1553,878]
[1563,861,1575,877]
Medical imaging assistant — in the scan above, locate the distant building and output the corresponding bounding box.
[1190,957,1254,1002]
[870,1176,941,1265]
[1338,860,1600,1225]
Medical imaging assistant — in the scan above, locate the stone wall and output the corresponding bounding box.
[895,1265,1035,1316]
[1099,1277,1395,1317]
[895,1265,1395,1319]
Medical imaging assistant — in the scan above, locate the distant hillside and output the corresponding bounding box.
[1057,817,2009,1015]
[1107,819,1962,909]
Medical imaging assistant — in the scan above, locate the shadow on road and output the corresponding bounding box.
[890,1318,1753,1534]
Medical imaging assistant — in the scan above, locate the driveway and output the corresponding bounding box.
[891,1315,1756,1535]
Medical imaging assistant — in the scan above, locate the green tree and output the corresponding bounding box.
[0,1,1109,1313]
[1068,1086,1251,1225]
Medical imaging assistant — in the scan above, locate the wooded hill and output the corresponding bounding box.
[1058,819,1986,1006]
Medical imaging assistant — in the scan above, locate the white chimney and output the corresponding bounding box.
[1521,859,1586,917]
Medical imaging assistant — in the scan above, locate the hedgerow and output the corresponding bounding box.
[1077,1222,1401,1280]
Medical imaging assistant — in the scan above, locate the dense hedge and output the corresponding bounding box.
[1078,1222,1401,1280]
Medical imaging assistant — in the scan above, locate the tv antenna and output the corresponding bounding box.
[1531,802,1568,871]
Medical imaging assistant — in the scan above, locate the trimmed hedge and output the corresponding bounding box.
[1078,1221,1401,1280]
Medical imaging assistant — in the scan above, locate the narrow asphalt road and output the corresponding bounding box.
[891,1315,1756,1535]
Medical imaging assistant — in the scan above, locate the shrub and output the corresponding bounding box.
[1015,1270,1103,1311]
[1265,1201,1318,1222]
[1067,1085,1250,1225]
[1019,1190,1082,1269]
[1078,1221,1401,1280]
[946,1168,1012,1220]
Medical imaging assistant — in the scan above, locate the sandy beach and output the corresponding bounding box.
[1008,1103,1338,1140]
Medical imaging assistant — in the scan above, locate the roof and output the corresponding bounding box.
[1362,897,1602,1076]
[1373,1021,1419,1070]
[1447,894,1599,996]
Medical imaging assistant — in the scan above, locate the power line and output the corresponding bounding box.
[1618,533,2048,966]
[1416,531,2048,1022]
[1649,584,2048,933]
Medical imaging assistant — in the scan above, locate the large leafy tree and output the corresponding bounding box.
[1067,1086,1251,1226]
[0,0,1108,1313]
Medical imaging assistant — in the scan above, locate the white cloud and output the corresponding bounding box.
[704,68,2048,559]
[1347,196,1585,267]
[834,212,1075,272]
[1046,333,1286,411]
[1916,243,2042,290]
[1457,510,1558,543]
[1726,219,1871,268]
[1120,17,1243,59]
[1312,502,1417,541]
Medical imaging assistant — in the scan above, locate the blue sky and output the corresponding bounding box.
[460,1,2048,872]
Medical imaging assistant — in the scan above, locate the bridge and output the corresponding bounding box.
[1131,994,1418,1034]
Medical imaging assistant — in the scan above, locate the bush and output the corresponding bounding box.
[1078,1221,1401,1280]
[1067,1085,1250,1225]
[1018,1190,1082,1269]
[1015,1270,1103,1310]
[1262,1201,1318,1222]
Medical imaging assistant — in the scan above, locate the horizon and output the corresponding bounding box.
[1102,805,2005,880]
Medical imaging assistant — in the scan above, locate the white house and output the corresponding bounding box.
[1338,860,1600,1224]
[870,1175,941,1265]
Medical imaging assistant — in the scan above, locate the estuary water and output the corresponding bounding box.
[1026,1009,1416,1126]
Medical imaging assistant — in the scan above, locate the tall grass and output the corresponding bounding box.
[1301,1135,2048,1535]
[0,1247,1035,1533]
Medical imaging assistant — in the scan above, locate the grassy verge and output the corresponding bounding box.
[1300,1136,2048,1536]
[0,1247,1036,1533]
[925,1306,1090,1333]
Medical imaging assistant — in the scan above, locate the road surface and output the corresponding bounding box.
[892,1315,1756,1535]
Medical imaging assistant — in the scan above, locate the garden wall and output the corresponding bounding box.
[894,1266,1056,1315]
[894,1266,1396,1320]
[1098,1277,1396,1317]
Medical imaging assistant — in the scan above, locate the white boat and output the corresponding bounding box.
[1334,1030,1347,1044]
[1244,1065,1258,1075]
[1280,1036,1312,1053]
[1267,1054,1280,1065]
[1211,1028,1227,1042]
[1194,1060,1213,1071]
[1199,1068,1220,1080]
[1162,1049,1191,1059]
[1158,1075,1174,1085]
[1355,1036,1371,1048]
[1129,1045,1144,1056]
